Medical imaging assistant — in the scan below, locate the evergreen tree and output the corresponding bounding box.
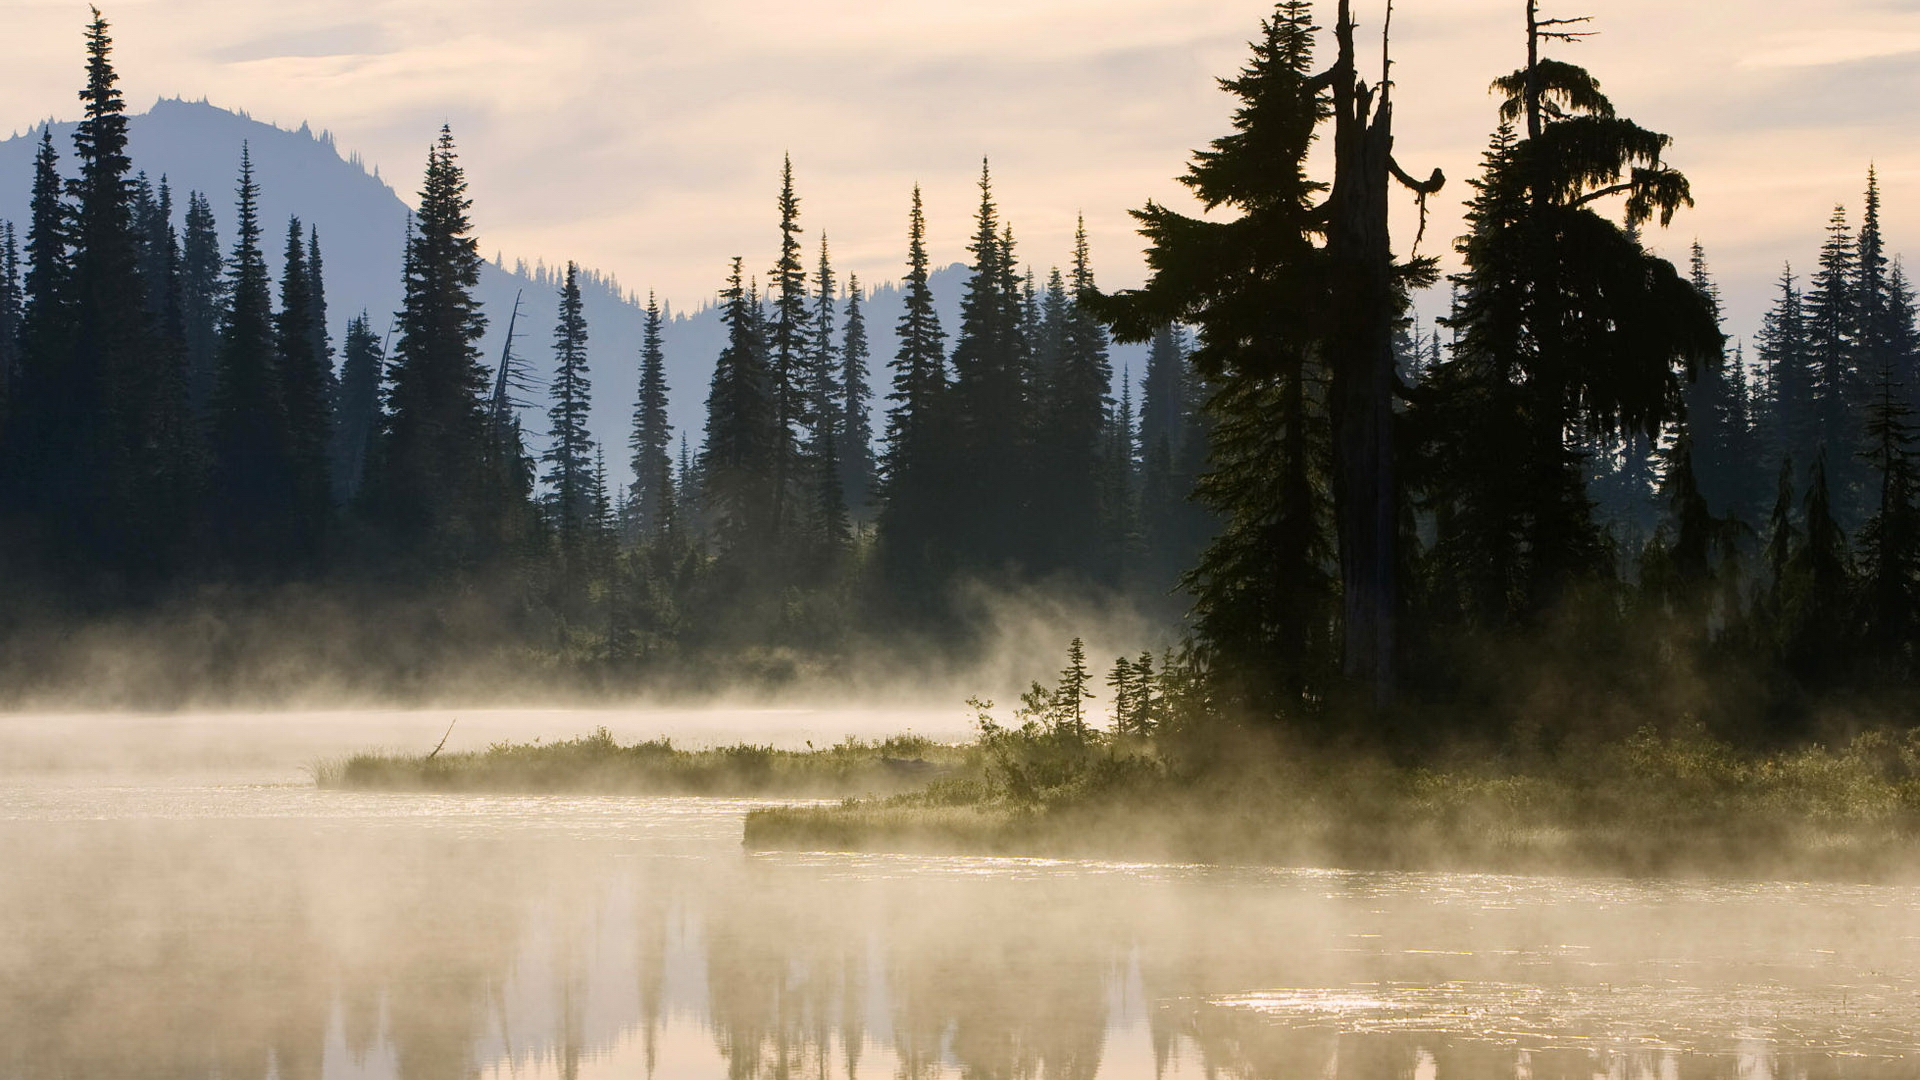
[876,185,950,598]
[275,218,332,563]
[813,426,850,564]
[306,224,335,405]
[628,292,673,538]
[702,257,779,556]
[1805,206,1862,510]
[1100,366,1140,579]
[839,275,874,521]
[1681,242,1748,520]
[330,312,383,502]
[1418,12,1719,628]
[66,8,193,571]
[1757,265,1815,476]
[809,233,841,455]
[0,225,18,440]
[208,146,290,567]
[767,156,810,542]
[372,127,504,569]
[947,161,1034,569]
[1137,323,1209,587]
[1033,218,1113,577]
[6,130,74,529]
[1093,2,1337,714]
[179,190,223,418]
[543,262,597,549]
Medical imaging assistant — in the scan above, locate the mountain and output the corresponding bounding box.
[0,98,1147,493]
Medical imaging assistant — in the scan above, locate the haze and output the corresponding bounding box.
[2,1,1914,336]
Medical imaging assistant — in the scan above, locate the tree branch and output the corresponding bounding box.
[1570,182,1635,208]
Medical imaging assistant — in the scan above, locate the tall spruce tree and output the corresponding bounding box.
[66,8,192,572]
[275,218,332,563]
[0,224,18,430]
[373,127,502,569]
[946,161,1034,570]
[702,257,779,557]
[809,234,841,457]
[1033,218,1113,577]
[629,292,673,539]
[330,312,383,502]
[306,224,335,405]
[1092,1,1338,714]
[543,262,597,549]
[179,190,222,418]
[1757,265,1815,477]
[1417,5,1719,629]
[1805,205,1862,513]
[767,156,810,543]
[208,147,289,568]
[839,275,874,521]
[876,185,950,598]
[5,131,71,537]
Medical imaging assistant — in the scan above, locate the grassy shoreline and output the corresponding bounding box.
[324,722,1920,882]
[315,727,972,798]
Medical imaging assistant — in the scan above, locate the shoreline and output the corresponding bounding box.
[325,724,1920,884]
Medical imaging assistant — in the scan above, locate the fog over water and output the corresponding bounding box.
[6,714,1920,1079]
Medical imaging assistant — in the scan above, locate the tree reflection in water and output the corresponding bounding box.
[2,800,1917,1080]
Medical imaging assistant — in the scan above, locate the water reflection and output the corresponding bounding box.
[2,785,1918,1079]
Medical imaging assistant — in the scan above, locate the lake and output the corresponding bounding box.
[3,711,1918,1079]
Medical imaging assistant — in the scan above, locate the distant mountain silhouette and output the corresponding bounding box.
[0,98,1145,492]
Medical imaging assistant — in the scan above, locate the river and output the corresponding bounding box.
[3,711,1917,1079]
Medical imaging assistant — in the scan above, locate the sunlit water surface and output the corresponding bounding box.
[4,712,1920,1079]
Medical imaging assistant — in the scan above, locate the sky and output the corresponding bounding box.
[4,1,1920,339]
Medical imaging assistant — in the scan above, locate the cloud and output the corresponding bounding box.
[1740,28,1920,69]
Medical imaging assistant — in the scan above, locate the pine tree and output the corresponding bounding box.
[1805,206,1862,511]
[1757,265,1815,478]
[373,127,502,569]
[947,160,1034,569]
[767,156,810,542]
[809,233,841,455]
[0,223,18,429]
[306,224,335,406]
[839,275,874,521]
[702,257,779,555]
[1418,9,1719,629]
[208,146,289,567]
[543,261,597,566]
[876,185,950,598]
[1681,242,1748,521]
[275,218,333,563]
[1033,217,1114,577]
[629,292,673,539]
[813,426,850,564]
[1092,2,1337,714]
[330,312,383,502]
[66,8,193,571]
[179,190,223,418]
[6,130,74,525]
[1050,637,1094,738]
[1100,366,1140,580]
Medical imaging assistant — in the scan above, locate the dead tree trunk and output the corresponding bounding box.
[1325,0,1441,708]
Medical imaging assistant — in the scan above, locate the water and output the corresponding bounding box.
[4,713,1920,1079]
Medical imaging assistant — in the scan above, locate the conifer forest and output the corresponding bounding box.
[1,3,1916,749]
